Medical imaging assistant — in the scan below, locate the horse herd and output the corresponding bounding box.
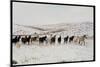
[12,34,87,46]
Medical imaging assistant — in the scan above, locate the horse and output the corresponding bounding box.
[64,36,69,43]
[73,35,87,45]
[69,36,74,43]
[21,35,31,45]
[78,35,87,45]
[39,36,47,44]
[12,35,21,45]
[50,35,56,44]
[21,36,27,44]
[31,36,38,43]
[27,35,31,44]
[58,36,61,44]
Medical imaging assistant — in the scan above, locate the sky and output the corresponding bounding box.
[13,2,93,26]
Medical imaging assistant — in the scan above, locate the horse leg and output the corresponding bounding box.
[31,39,32,44]
[64,40,66,44]
[39,39,41,45]
[79,41,81,45]
[28,41,30,45]
[83,41,85,46]
[69,39,71,43]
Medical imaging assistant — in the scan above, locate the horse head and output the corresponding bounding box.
[83,35,87,39]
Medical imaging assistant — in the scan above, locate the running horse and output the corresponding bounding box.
[73,35,87,45]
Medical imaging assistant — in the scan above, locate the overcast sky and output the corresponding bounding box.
[13,2,93,26]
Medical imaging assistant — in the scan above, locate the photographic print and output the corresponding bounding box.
[11,1,95,66]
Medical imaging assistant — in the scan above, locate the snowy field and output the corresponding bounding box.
[12,22,94,65]
[13,39,93,65]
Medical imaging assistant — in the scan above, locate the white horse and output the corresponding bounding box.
[73,35,87,45]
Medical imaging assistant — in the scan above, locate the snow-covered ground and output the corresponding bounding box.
[13,39,93,65]
[12,22,94,65]
[13,22,93,36]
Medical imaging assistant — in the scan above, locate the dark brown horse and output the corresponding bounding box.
[12,35,21,45]
[21,35,31,45]
[50,35,56,44]
[69,36,74,43]
[58,36,61,44]
[64,36,69,43]
[39,36,47,44]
